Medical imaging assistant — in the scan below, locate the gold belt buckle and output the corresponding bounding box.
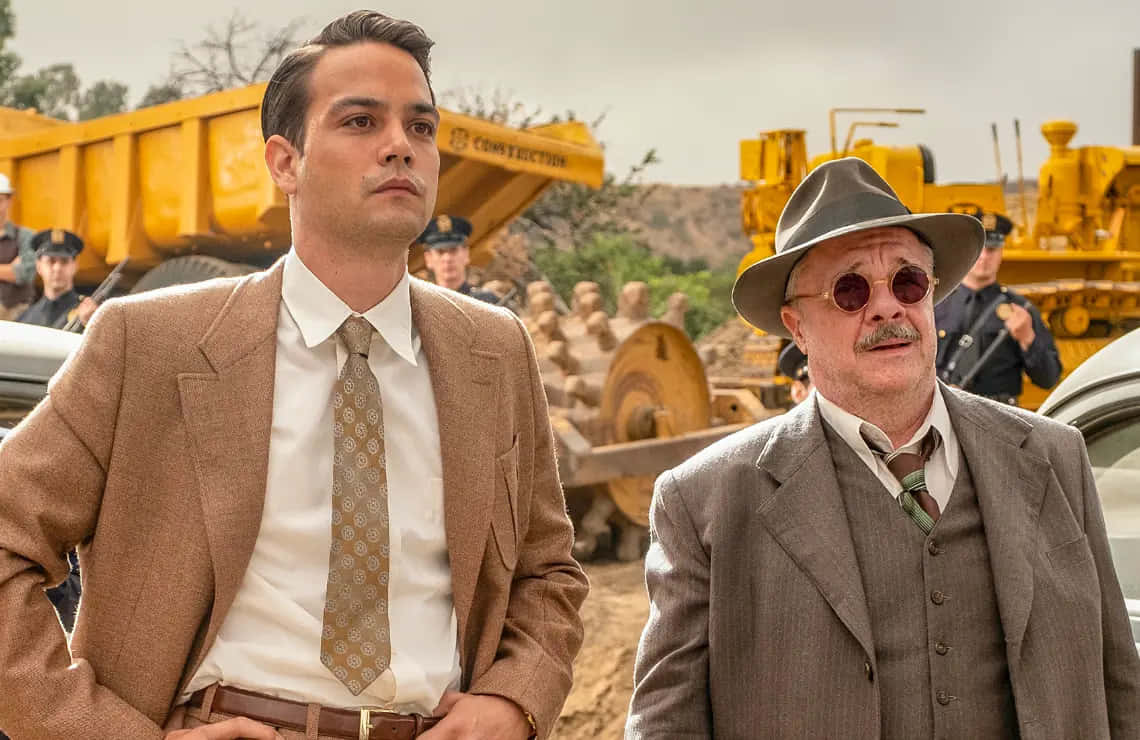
[359,706,383,740]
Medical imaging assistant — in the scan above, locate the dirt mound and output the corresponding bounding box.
[552,559,648,739]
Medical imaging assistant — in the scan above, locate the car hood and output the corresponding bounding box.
[0,320,82,384]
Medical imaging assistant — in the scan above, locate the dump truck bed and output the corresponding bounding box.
[0,84,604,285]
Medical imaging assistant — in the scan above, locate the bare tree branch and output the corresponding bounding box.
[167,11,301,96]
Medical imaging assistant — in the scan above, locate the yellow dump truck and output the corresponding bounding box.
[735,110,1140,410]
[0,83,605,291]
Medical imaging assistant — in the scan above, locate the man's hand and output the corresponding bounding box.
[1003,302,1036,350]
[76,296,98,326]
[164,717,282,740]
[422,691,532,739]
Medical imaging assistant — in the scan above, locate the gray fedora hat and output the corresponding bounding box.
[732,157,984,337]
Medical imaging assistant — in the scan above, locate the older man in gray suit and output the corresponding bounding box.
[627,158,1140,739]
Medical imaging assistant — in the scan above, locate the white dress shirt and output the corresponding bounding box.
[815,385,960,511]
[183,249,461,713]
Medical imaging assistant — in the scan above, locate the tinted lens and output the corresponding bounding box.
[891,265,931,304]
[832,273,871,312]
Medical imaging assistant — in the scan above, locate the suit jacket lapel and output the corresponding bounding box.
[410,280,498,660]
[178,260,282,672]
[755,396,875,660]
[942,385,1049,650]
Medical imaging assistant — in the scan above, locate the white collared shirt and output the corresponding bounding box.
[183,249,460,713]
[815,385,960,511]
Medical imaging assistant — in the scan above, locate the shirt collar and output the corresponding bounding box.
[281,248,418,366]
[814,383,959,471]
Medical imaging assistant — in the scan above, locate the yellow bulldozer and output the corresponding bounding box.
[735,108,1140,410]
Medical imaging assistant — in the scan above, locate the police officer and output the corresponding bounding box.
[0,173,37,321]
[935,211,1061,404]
[777,341,813,405]
[17,229,97,329]
[419,214,499,303]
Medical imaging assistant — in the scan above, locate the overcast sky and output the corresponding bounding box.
[8,0,1140,186]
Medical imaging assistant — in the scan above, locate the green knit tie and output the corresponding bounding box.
[864,429,940,535]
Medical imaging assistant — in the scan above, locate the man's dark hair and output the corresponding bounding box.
[260,11,435,152]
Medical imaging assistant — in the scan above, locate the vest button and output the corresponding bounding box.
[935,641,950,655]
[936,690,952,706]
[931,590,946,605]
[928,540,941,556]
[864,660,873,681]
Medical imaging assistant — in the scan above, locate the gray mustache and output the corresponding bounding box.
[856,323,921,352]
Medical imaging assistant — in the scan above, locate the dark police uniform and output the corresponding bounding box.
[17,229,87,329]
[419,214,499,304]
[18,289,83,329]
[934,213,1061,403]
[15,231,88,643]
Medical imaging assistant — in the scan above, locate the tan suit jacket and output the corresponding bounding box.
[0,261,587,739]
[627,387,1140,739]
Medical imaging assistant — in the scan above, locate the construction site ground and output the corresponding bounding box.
[551,558,647,739]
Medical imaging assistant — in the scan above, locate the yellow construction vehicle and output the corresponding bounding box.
[0,83,605,291]
[735,109,1140,410]
[0,85,759,560]
[521,279,767,560]
[738,108,1007,272]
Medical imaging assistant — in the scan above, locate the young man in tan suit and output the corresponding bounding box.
[627,158,1139,739]
[0,12,586,740]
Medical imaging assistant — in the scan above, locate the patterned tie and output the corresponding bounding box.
[863,428,941,535]
[321,316,391,696]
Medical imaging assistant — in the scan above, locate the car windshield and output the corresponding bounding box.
[1087,416,1140,599]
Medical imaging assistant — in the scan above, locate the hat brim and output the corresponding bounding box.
[731,212,984,337]
[423,238,467,250]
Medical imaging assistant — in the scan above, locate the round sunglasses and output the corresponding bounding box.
[787,264,937,313]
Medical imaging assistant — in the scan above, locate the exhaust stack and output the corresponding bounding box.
[1133,49,1140,145]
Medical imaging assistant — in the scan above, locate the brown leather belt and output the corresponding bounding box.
[188,685,441,739]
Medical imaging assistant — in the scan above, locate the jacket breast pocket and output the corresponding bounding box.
[1045,534,1093,571]
[491,434,520,570]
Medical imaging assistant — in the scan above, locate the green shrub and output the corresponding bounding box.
[532,233,736,340]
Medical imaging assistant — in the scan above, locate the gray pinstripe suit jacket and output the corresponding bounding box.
[627,385,1140,739]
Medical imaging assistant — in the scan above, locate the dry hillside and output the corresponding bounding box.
[614,184,752,268]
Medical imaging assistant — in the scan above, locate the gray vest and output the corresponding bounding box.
[823,422,1019,739]
[0,223,34,308]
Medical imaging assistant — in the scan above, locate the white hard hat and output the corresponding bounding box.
[0,174,11,195]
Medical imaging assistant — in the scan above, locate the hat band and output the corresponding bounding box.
[777,191,910,255]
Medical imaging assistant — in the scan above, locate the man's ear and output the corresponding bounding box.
[264,134,300,195]
[780,304,806,350]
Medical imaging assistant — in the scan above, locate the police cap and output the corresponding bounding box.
[971,210,1014,248]
[418,214,472,250]
[777,341,809,381]
[31,229,84,259]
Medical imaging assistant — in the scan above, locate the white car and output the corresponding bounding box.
[1038,328,1140,650]
[0,320,81,438]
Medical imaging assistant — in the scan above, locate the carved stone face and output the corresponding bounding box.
[529,291,555,316]
[619,281,650,319]
[667,292,689,312]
